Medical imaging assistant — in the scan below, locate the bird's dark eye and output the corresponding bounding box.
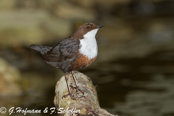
[87,26,91,29]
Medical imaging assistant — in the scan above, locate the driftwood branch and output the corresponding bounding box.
[54,71,116,116]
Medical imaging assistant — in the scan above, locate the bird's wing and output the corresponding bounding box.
[43,37,80,71]
[44,37,79,62]
[58,37,80,62]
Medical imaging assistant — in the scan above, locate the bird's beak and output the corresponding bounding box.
[97,25,105,29]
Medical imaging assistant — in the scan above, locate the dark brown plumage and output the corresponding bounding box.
[30,23,104,98]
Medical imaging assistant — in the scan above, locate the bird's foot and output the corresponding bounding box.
[62,86,85,99]
[70,85,85,97]
[62,93,76,100]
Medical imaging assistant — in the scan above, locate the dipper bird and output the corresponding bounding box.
[30,23,104,98]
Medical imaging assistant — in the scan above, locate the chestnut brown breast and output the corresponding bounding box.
[73,52,96,70]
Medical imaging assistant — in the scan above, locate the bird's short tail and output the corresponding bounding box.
[30,44,52,55]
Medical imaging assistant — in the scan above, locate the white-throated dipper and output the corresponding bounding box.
[30,23,104,98]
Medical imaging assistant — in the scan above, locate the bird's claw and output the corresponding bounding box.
[70,85,85,97]
[62,93,76,100]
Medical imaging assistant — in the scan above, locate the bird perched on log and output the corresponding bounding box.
[30,23,104,98]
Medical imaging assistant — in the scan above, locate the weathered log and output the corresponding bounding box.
[54,71,116,116]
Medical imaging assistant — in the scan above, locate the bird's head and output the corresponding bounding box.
[73,23,104,39]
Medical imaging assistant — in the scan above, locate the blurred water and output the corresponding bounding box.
[1,20,174,116]
[0,1,174,116]
[8,49,173,116]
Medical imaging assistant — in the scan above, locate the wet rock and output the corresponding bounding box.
[0,10,71,47]
[0,0,15,10]
[54,71,115,116]
[15,0,39,9]
[54,1,96,20]
[0,57,22,96]
[71,0,95,8]
[96,0,130,6]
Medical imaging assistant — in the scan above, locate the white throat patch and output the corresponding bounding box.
[79,29,98,59]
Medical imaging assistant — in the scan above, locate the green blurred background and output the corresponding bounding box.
[0,0,174,116]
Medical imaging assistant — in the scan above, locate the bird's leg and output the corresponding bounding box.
[63,73,75,99]
[71,71,84,95]
[71,71,78,89]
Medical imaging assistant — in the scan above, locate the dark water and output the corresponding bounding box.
[13,50,174,116]
[2,41,174,116]
[95,51,174,116]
